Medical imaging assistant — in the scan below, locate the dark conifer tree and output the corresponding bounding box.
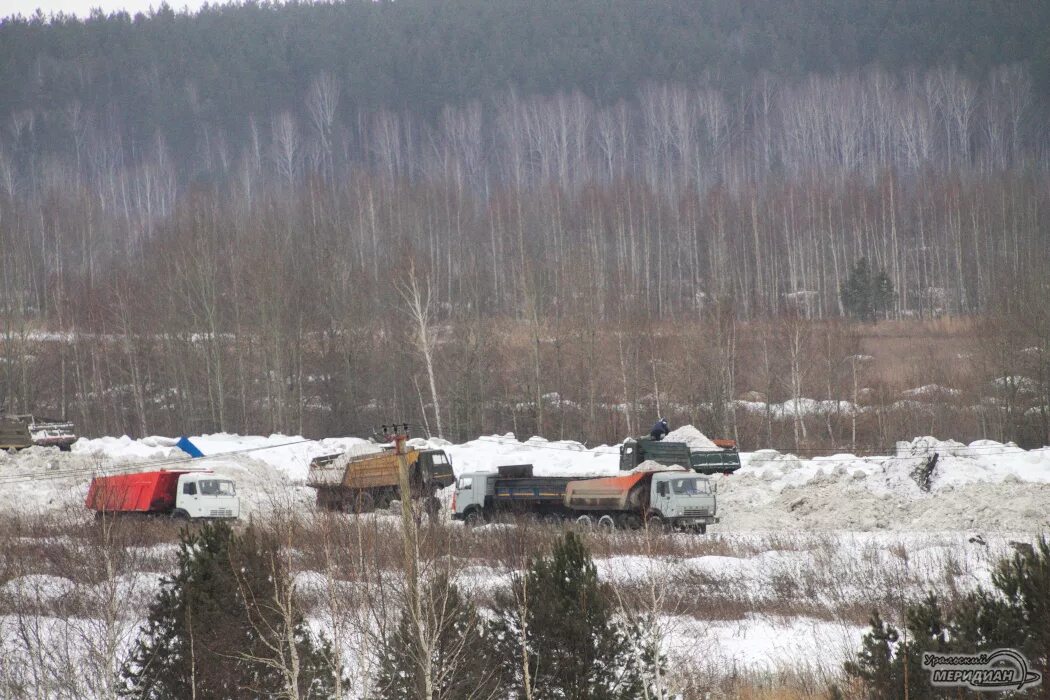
[119,521,337,700]
[841,257,895,322]
[489,531,655,700]
[376,573,497,699]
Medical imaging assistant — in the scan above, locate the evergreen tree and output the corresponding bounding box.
[841,257,895,322]
[844,597,952,699]
[119,521,337,700]
[376,573,497,699]
[489,531,656,700]
[846,538,1050,698]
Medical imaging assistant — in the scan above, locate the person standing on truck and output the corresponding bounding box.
[650,418,670,441]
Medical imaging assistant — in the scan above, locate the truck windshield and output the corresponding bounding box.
[670,477,710,495]
[457,477,473,490]
[198,479,236,496]
[432,453,449,465]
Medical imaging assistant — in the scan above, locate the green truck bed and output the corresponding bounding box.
[619,437,741,474]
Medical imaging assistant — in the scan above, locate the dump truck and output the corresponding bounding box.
[0,417,32,451]
[0,413,77,451]
[85,470,239,520]
[307,443,455,513]
[620,436,741,474]
[452,465,718,533]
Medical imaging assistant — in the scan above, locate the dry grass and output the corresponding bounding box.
[0,505,1012,698]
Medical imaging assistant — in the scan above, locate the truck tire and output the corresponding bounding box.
[574,514,594,529]
[597,514,617,530]
[645,514,666,533]
[694,524,708,535]
[424,496,441,519]
[171,509,190,521]
[353,492,374,513]
[621,513,643,530]
[463,508,484,527]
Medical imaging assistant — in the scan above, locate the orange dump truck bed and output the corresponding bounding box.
[86,470,189,513]
[307,448,419,491]
[563,472,651,511]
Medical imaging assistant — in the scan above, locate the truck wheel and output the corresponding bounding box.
[597,514,617,530]
[622,514,643,530]
[171,509,190,521]
[694,524,708,535]
[424,496,441,518]
[353,492,374,513]
[464,508,484,527]
[645,515,666,533]
[574,514,594,529]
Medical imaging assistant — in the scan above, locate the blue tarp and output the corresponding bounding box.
[176,436,204,458]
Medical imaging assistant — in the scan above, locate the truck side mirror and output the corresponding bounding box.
[657,482,667,496]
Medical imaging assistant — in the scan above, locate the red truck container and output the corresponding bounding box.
[86,470,190,514]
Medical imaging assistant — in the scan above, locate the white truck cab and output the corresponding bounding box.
[648,473,717,530]
[174,473,239,519]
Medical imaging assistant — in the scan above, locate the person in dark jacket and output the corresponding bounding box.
[649,418,670,441]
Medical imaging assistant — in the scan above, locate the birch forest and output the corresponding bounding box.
[2,0,1050,450]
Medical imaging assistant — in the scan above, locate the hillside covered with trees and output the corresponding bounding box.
[1,0,1049,448]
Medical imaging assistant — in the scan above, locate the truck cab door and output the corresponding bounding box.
[179,479,201,518]
[652,478,672,515]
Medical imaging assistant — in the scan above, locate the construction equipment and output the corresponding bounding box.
[85,470,239,520]
[0,417,32,450]
[451,464,718,533]
[619,436,741,474]
[307,424,454,512]
[0,413,77,451]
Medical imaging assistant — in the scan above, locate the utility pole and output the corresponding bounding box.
[390,423,433,698]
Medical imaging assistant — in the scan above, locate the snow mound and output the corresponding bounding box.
[663,425,719,451]
[630,460,687,474]
[2,574,75,601]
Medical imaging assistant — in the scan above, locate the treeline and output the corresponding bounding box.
[2,70,1049,445]
[4,69,1049,320]
[2,0,1049,166]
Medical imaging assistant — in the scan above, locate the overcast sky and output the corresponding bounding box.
[2,0,222,20]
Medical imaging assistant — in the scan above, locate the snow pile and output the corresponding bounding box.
[663,425,719,451]
[438,433,620,477]
[629,459,686,474]
[2,426,1050,531]
[720,437,1050,530]
[902,384,961,398]
[72,433,377,482]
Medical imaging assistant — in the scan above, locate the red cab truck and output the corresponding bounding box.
[86,470,239,520]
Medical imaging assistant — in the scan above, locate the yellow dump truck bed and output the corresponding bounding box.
[307,447,419,490]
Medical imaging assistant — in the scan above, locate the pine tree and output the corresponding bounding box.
[844,598,950,700]
[376,573,497,699]
[841,257,895,322]
[847,538,1050,698]
[489,531,655,700]
[119,522,337,700]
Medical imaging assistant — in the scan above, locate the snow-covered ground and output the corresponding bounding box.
[1,427,1047,696]
[4,426,1047,530]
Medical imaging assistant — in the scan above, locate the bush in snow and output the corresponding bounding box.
[119,521,337,699]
